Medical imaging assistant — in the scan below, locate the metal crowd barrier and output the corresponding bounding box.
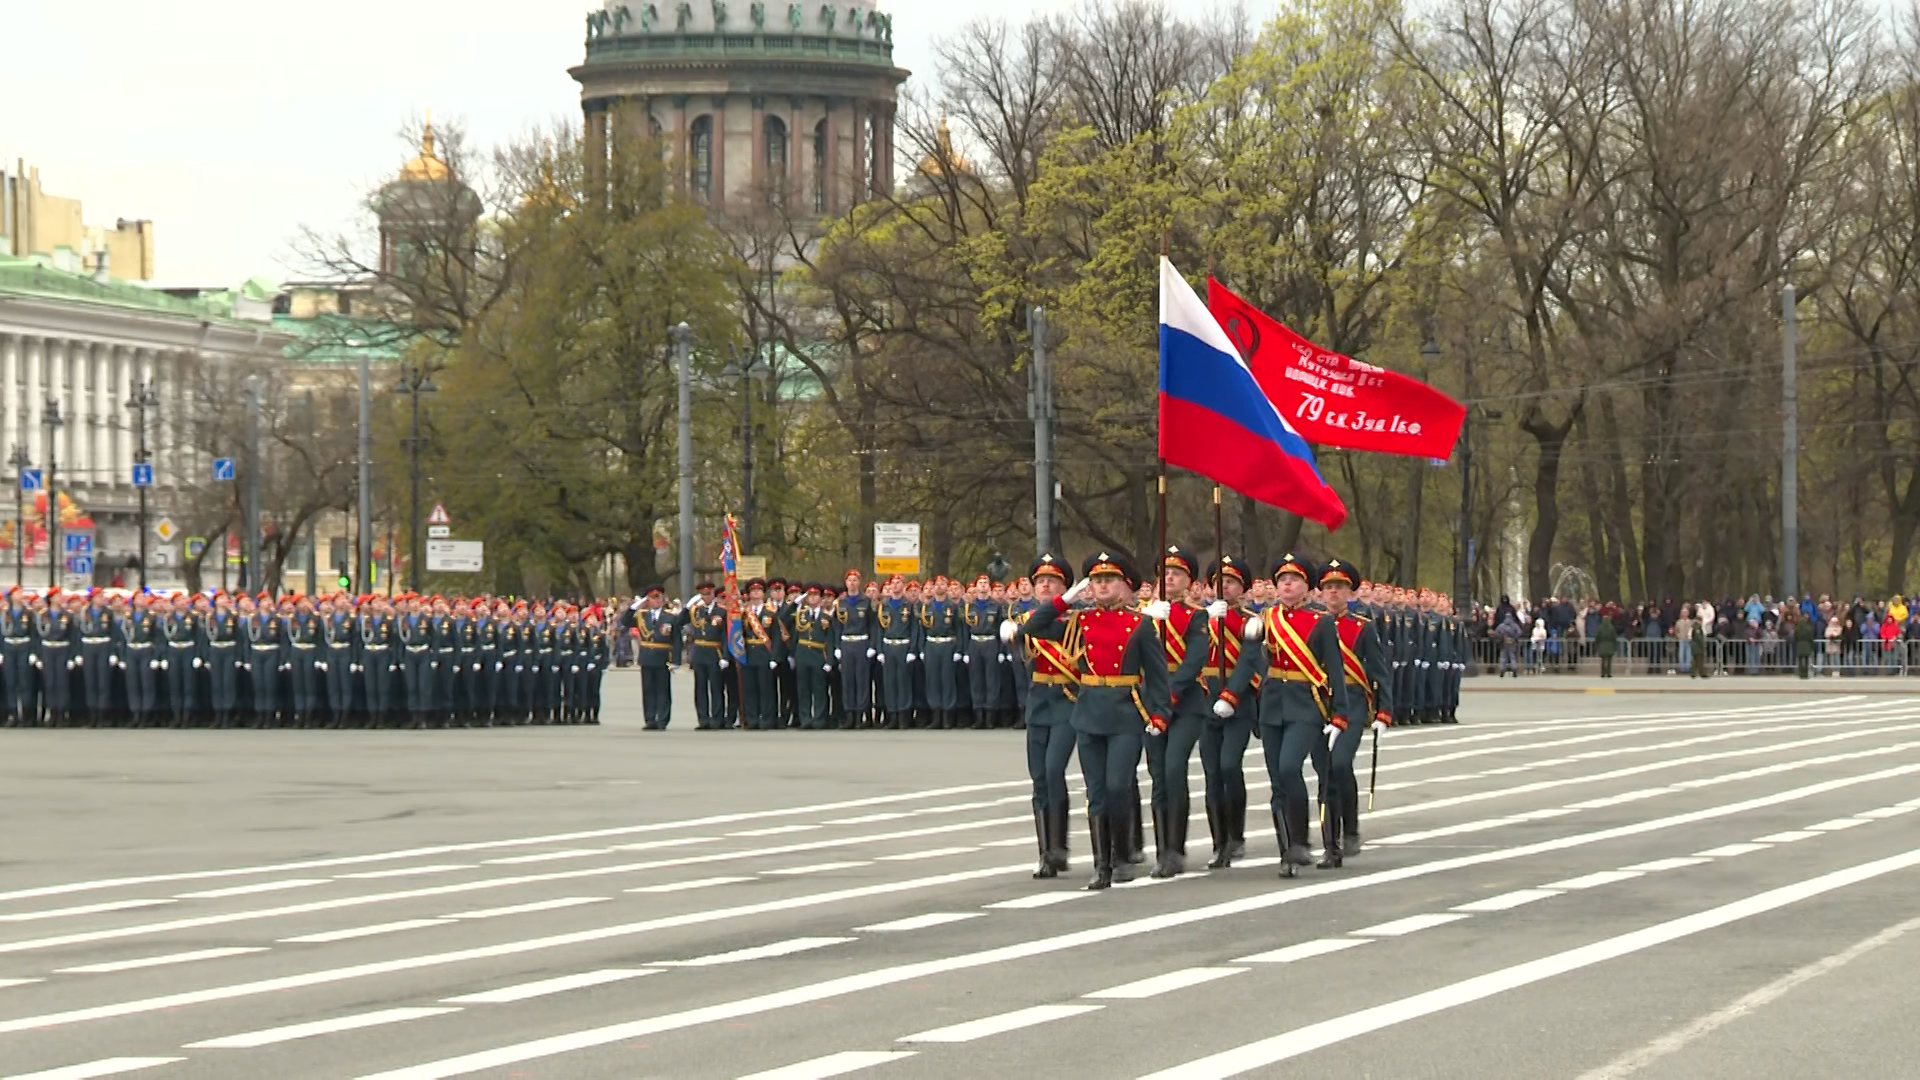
[1469,634,1920,677]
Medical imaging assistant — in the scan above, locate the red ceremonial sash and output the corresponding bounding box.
[1269,607,1328,688]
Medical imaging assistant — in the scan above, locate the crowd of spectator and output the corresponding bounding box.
[1467,593,1920,677]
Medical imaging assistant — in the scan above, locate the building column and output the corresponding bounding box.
[849,99,867,207]
[822,98,839,215]
[751,96,766,201]
[24,337,41,466]
[875,103,895,197]
[674,96,689,194]
[52,339,75,478]
[788,97,805,209]
[584,98,609,198]
[1,334,17,464]
[711,95,728,211]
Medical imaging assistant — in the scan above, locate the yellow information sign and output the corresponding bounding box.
[875,556,921,575]
[736,555,767,581]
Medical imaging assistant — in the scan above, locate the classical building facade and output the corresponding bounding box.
[572,0,908,213]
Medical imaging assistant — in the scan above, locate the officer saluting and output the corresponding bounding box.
[1216,553,1351,877]
[1013,550,1172,891]
[1312,558,1392,866]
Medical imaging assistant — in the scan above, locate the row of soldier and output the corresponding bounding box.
[1002,546,1466,890]
[623,569,1464,732]
[0,588,610,729]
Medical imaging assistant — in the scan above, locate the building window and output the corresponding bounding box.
[337,293,353,315]
[813,119,828,213]
[764,116,788,204]
[690,115,714,202]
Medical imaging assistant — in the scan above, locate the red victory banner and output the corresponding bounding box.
[1208,278,1466,460]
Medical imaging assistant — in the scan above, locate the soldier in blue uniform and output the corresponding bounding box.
[919,576,963,729]
[685,583,729,729]
[160,594,199,728]
[359,598,397,727]
[282,595,320,727]
[876,574,920,729]
[835,570,875,729]
[738,579,779,729]
[2,588,38,727]
[78,592,115,727]
[1016,550,1172,890]
[1000,553,1078,878]
[1006,577,1037,731]
[37,593,75,726]
[205,593,241,728]
[242,593,285,728]
[320,595,356,728]
[1311,558,1393,867]
[963,575,1006,730]
[119,593,160,727]
[1200,555,1256,867]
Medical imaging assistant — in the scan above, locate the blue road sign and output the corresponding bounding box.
[64,533,92,554]
[212,457,236,482]
[132,462,154,488]
[184,536,207,560]
[19,468,41,491]
[65,555,93,576]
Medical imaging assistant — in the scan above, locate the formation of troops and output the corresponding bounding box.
[0,587,609,729]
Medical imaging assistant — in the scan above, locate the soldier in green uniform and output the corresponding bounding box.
[1000,553,1078,878]
[737,579,778,729]
[792,584,837,729]
[768,579,799,728]
[1141,544,1221,878]
[635,584,684,730]
[1200,555,1255,868]
[1313,558,1393,865]
[685,584,731,729]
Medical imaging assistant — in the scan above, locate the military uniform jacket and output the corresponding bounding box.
[876,598,920,651]
[1009,604,1077,728]
[360,614,397,669]
[1225,603,1351,729]
[792,605,837,667]
[431,616,459,662]
[636,607,684,667]
[205,611,241,662]
[323,613,355,664]
[37,609,75,663]
[962,599,1006,659]
[919,600,961,654]
[117,610,159,667]
[2,606,37,660]
[242,613,285,668]
[835,594,875,654]
[455,616,482,674]
[1157,602,1213,720]
[743,603,781,665]
[688,602,729,665]
[1335,611,1393,722]
[79,609,114,652]
[1023,596,1172,737]
[162,612,201,667]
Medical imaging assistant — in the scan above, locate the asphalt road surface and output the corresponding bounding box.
[4,675,1920,1079]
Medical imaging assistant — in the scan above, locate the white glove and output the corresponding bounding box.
[1206,600,1228,619]
[875,652,884,664]
[719,658,730,670]
[1324,723,1339,749]
[865,648,875,659]
[73,656,83,668]
[998,620,1020,643]
[1212,698,1236,719]
[1369,719,1388,735]
[787,657,795,669]
[1144,600,1171,620]
[430,661,440,669]
[494,662,503,671]
[241,662,251,671]
[769,660,779,670]
[192,657,203,669]
[316,662,327,672]
[905,653,915,663]
[833,648,842,659]
[150,660,161,670]
[1243,617,1264,641]
[1063,577,1092,604]
[824,664,834,673]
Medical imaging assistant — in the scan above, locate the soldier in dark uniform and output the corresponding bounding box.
[397,596,433,727]
[161,593,200,728]
[1200,555,1255,868]
[738,579,778,729]
[425,597,456,728]
[205,593,241,728]
[359,598,396,727]
[1313,559,1393,867]
[920,576,963,729]
[792,584,836,729]
[285,595,322,727]
[320,595,355,728]
[1006,577,1036,731]
[963,575,1006,730]
[3,588,40,727]
[876,574,919,729]
[36,593,74,726]
[835,571,875,729]
[558,606,585,723]
[241,594,285,728]
[686,585,730,729]
[1018,551,1171,890]
[1001,553,1079,878]
[477,600,505,726]
[635,585,682,730]
[1142,544,1219,878]
[1218,553,1353,877]
[821,584,844,722]
[581,608,608,723]
[119,593,160,727]
[77,592,115,727]
[500,601,531,725]
[769,579,799,728]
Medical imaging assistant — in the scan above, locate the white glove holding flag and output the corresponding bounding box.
[1370,719,1389,735]
[1206,600,1228,619]
[1144,600,1171,620]
[1323,723,1339,750]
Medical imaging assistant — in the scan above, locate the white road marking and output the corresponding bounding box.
[1452,890,1562,913]
[658,936,855,967]
[1621,857,1713,872]
[1566,789,1672,810]
[899,1004,1103,1043]
[176,879,328,899]
[1806,818,1868,832]
[342,762,1920,1080]
[1352,913,1471,937]
[1900,796,1920,807]
[483,849,608,865]
[912,801,1004,815]
[730,825,822,838]
[876,847,977,861]
[3,1059,182,1079]
[825,813,911,825]
[1234,939,1371,964]
[984,893,1086,909]
[185,1006,458,1049]
[1858,806,1917,818]
[280,919,452,943]
[1693,843,1772,857]
[854,913,983,932]
[626,876,756,893]
[1572,911,1920,1080]
[443,969,657,1004]
[0,900,173,923]
[763,862,872,875]
[1510,807,1581,821]
[1755,830,1820,843]
[978,837,1038,848]
[1087,967,1246,999]
[736,1050,917,1080]
[606,836,722,853]
[1137,846,1920,1079]
[444,897,607,920]
[1543,870,1645,890]
[338,865,474,880]
[0,978,42,989]
[56,947,267,974]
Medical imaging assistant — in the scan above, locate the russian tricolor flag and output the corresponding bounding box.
[1157,258,1348,530]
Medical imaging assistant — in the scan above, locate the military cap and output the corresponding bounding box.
[767,577,788,590]
[695,580,716,592]
[743,577,767,592]
[1029,552,1073,585]
[1318,558,1359,589]
[1211,554,1248,587]
[804,582,822,596]
[1082,549,1141,589]
[1271,552,1317,586]
[1161,544,1198,579]
[644,583,665,598]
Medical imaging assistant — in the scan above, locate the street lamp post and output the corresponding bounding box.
[394,363,437,591]
[724,344,766,551]
[7,445,27,587]
[673,323,695,598]
[42,399,63,589]
[126,382,160,589]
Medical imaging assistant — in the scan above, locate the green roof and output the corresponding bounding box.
[275,313,410,364]
[0,252,265,327]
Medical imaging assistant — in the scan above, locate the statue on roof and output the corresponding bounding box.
[848,6,861,32]
[676,2,693,30]
[641,2,658,29]
[750,1,764,28]
[819,3,834,30]
[788,2,802,29]
[712,0,728,27]
[612,4,631,32]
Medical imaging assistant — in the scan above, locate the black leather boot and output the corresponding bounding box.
[1127,781,1146,865]
[1155,801,1187,878]
[1031,807,1057,879]
[1317,790,1343,869]
[1110,805,1137,884]
[1344,778,1364,856]
[1085,814,1113,891]
[1150,805,1172,878]
[1205,800,1231,869]
[1227,789,1247,860]
[1273,808,1296,879]
[1045,803,1071,872]
[1283,797,1314,869]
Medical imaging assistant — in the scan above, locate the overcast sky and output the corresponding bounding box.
[4,0,1129,286]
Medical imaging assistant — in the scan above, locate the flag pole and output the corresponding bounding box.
[1158,229,1172,603]
[1205,254,1224,582]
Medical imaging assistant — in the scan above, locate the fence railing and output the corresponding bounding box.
[1469,634,1920,677]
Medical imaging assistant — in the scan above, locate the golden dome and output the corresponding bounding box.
[917,116,972,178]
[399,115,450,183]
